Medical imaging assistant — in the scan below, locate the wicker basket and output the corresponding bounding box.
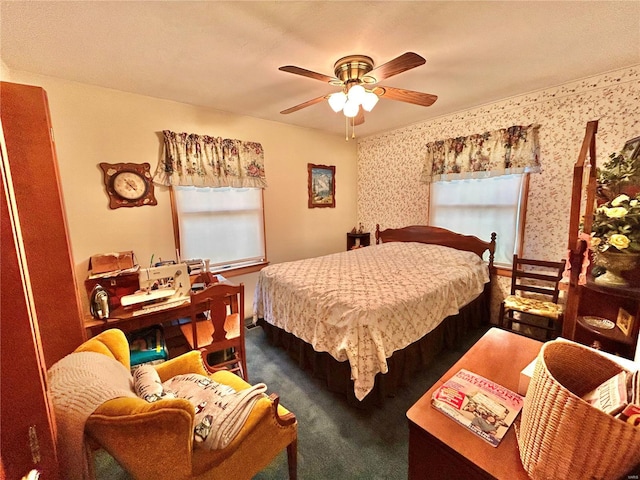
[518,340,640,480]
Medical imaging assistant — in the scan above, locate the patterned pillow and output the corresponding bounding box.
[133,365,176,402]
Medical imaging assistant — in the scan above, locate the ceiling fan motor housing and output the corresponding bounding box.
[333,55,376,86]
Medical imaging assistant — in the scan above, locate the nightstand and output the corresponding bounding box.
[347,232,370,251]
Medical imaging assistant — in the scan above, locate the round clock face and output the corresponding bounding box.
[111,171,148,200]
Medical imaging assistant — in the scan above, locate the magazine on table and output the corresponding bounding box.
[431,369,525,447]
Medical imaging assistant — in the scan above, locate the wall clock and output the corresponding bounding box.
[99,162,158,209]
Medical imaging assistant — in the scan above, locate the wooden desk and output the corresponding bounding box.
[407,328,542,480]
[84,301,193,337]
[84,277,239,338]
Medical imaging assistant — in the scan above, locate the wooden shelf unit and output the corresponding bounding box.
[573,279,639,359]
[347,232,370,251]
[564,121,639,359]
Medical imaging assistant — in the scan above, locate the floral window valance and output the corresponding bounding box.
[420,124,541,183]
[153,130,267,188]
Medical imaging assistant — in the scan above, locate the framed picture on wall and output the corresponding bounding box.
[616,307,634,336]
[308,163,335,208]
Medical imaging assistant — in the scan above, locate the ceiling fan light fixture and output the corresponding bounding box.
[328,92,347,112]
[343,99,359,118]
[361,91,379,112]
[279,52,436,130]
[347,84,366,105]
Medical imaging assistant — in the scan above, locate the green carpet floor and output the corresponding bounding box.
[95,323,490,479]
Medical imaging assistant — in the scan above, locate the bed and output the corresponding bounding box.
[253,225,496,406]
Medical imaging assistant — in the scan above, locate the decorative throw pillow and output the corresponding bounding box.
[133,365,176,402]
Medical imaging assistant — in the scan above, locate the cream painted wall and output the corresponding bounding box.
[7,70,357,317]
[0,60,11,81]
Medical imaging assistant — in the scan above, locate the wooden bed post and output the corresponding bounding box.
[489,232,497,272]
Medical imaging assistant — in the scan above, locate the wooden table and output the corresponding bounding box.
[84,277,239,338]
[84,301,193,337]
[406,328,542,480]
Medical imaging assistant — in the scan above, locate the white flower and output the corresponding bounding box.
[609,234,630,250]
[605,207,628,219]
[592,193,640,254]
[611,194,630,207]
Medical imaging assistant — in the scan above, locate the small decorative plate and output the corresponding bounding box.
[583,316,615,330]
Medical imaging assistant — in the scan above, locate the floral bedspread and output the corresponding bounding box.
[253,242,490,400]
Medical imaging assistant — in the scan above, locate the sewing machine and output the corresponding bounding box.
[120,263,191,308]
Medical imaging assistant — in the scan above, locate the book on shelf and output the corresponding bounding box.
[431,369,525,447]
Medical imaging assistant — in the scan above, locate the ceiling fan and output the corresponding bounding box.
[278,52,438,130]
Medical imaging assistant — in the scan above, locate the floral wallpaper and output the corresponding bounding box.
[357,65,640,321]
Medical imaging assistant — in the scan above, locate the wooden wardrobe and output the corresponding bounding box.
[1,82,86,479]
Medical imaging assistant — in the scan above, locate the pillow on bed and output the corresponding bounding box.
[133,364,176,402]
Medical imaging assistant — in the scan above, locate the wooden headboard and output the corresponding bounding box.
[375,224,496,269]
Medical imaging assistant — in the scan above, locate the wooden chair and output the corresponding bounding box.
[180,280,248,381]
[499,254,566,340]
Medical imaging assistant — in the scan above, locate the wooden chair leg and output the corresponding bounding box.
[505,309,515,331]
[546,317,555,340]
[239,347,248,382]
[287,438,298,480]
[499,302,508,329]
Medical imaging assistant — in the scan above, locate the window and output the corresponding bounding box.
[429,174,527,267]
[172,186,266,272]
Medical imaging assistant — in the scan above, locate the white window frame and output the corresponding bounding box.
[429,174,529,267]
[170,186,267,276]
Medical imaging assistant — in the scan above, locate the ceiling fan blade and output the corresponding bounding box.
[279,65,338,84]
[280,95,327,114]
[375,86,437,107]
[354,108,365,126]
[364,52,426,83]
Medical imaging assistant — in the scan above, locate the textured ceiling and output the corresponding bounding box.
[1,1,639,138]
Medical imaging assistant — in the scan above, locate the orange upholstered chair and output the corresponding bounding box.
[72,329,297,480]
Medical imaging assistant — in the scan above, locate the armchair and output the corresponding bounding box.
[74,329,297,480]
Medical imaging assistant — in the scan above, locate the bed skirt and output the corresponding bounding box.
[256,293,488,408]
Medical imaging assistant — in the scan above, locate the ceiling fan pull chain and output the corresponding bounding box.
[352,116,356,139]
[345,116,349,141]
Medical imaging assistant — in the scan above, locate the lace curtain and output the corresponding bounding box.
[153,130,267,188]
[420,124,541,183]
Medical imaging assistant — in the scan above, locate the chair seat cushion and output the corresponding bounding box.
[503,295,563,319]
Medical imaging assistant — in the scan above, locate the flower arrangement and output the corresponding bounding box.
[591,193,640,254]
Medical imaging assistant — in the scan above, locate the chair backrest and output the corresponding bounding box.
[510,254,565,304]
[74,328,131,369]
[188,282,245,350]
